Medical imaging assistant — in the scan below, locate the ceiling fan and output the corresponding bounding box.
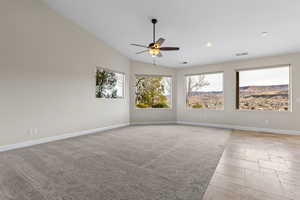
[130,19,180,57]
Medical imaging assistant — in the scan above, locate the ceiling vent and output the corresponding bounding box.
[236,52,248,57]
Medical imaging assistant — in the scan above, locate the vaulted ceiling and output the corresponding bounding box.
[43,0,300,67]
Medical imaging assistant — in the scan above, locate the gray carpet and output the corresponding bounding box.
[0,125,231,200]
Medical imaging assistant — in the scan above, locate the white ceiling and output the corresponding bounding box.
[42,0,300,68]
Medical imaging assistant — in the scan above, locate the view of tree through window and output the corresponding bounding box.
[135,76,172,108]
[186,72,224,109]
[237,66,290,111]
[95,68,124,98]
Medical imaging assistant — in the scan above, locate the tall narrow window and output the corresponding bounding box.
[186,72,224,109]
[236,65,290,111]
[135,75,172,108]
[95,67,125,98]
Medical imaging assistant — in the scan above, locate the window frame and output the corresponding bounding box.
[235,64,292,112]
[185,71,225,111]
[134,74,173,110]
[95,67,125,99]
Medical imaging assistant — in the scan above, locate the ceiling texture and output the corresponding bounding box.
[42,0,300,68]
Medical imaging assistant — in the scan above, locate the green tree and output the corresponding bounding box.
[136,76,169,108]
[96,69,117,98]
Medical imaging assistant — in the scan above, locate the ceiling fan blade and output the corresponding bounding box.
[130,43,148,48]
[159,47,180,51]
[136,50,148,54]
[157,52,163,57]
[156,38,165,45]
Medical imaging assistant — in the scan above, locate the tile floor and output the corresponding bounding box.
[203,130,300,200]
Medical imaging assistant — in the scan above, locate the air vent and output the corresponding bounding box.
[236,52,248,57]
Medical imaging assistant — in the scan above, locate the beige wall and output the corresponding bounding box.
[0,0,130,146]
[177,53,300,131]
[130,61,177,123]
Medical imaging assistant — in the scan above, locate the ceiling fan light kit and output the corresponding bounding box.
[149,48,160,57]
[130,19,180,58]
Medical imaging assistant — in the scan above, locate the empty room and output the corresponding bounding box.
[1,0,300,199]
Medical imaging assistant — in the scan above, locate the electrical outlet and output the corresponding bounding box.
[265,120,269,125]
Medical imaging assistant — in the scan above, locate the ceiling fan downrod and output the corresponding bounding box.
[152,19,157,43]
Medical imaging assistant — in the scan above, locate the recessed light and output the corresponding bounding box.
[206,42,212,47]
[236,52,248,57]
[261,32,268,37]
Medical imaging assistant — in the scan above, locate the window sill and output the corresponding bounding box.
[186,107,224,111]
[135,107,173,111]
[95,97,125,100]
[235,109,291,113]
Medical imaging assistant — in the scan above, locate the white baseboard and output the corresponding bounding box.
[0,123,130,153]
[177,121,300,136]
[1,121,298,153]
[131,121,177,125]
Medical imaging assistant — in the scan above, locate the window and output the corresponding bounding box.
[236,65,290,111]
[186,72,224,109]
[135,75,172,108]
[95,67,124,98]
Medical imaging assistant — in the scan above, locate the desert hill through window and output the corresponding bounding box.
[237,66,290,111]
